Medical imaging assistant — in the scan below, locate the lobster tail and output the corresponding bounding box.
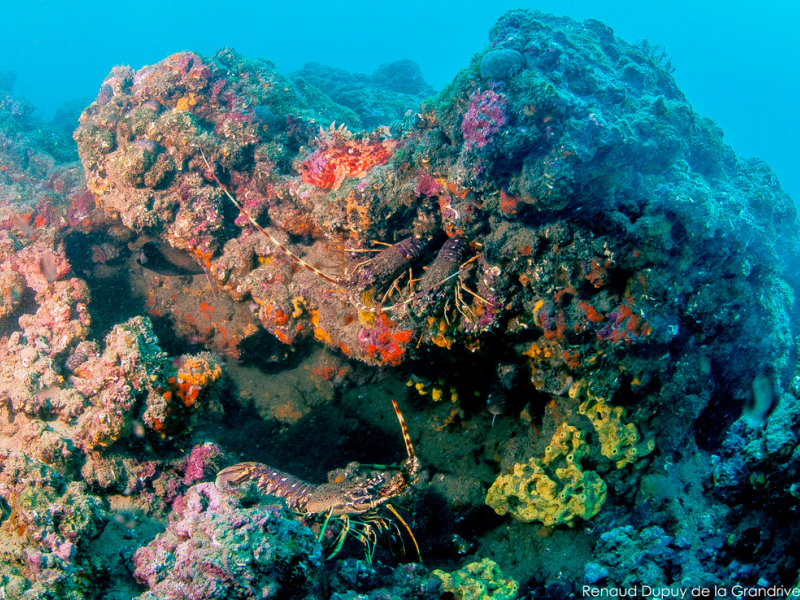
[215,462,316,511]
[410,237,468,316]
[351,237,427,289]
[215,462,260,488]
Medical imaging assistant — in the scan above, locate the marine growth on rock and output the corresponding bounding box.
[0,7,797,599]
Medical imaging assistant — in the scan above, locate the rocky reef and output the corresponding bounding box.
[290,59,435,129]
[131,482,323,599]
[0,7,798,598]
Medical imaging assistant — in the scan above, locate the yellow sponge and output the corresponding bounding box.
[486,423,607,527]
[432,558,519,600]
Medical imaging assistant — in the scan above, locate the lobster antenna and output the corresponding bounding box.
[391,399,418,475]
[199,150,343,285]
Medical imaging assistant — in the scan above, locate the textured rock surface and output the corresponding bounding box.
[0,7,798,598]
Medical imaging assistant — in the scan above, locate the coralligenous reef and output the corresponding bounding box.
[0,9,799,599]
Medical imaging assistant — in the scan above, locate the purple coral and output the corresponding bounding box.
[181,442,223,485]
[232,183,271,227]
[133,483,322,599]
[415,173,442,197]
[461,89,508,150]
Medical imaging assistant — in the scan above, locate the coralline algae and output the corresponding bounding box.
[0,7,797,599]
[132,483,323,599]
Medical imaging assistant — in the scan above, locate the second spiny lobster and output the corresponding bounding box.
[215,399,420,561]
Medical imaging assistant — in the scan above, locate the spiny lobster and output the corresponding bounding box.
[199,151,490,318]
[215,399,421,562]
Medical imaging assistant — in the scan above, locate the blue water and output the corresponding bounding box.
[1,0,798,204]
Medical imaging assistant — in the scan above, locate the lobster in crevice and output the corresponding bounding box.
[199,151,493,319]
[215,400,421,561]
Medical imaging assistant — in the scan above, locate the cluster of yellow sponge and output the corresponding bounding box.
[432,558,519,600]
[485,423,607,527]
[486,388,654,526]
[579,394,655,469]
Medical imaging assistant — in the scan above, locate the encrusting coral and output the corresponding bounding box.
[0,450,106,600]
[132,482,323,600]
[486,386,654,527]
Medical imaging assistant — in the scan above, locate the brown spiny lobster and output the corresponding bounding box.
[199,151,491,318]
[215,399,420,561]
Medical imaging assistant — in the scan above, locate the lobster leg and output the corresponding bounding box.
[387,504,421,562]
[359,521,378,564]
[317,508,335,544]
[347,519,378,564]
[327,514,350,560]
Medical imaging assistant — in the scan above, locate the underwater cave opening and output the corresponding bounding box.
[62,230,144,342]
[0,284,36,339]
[235,327,313,373]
